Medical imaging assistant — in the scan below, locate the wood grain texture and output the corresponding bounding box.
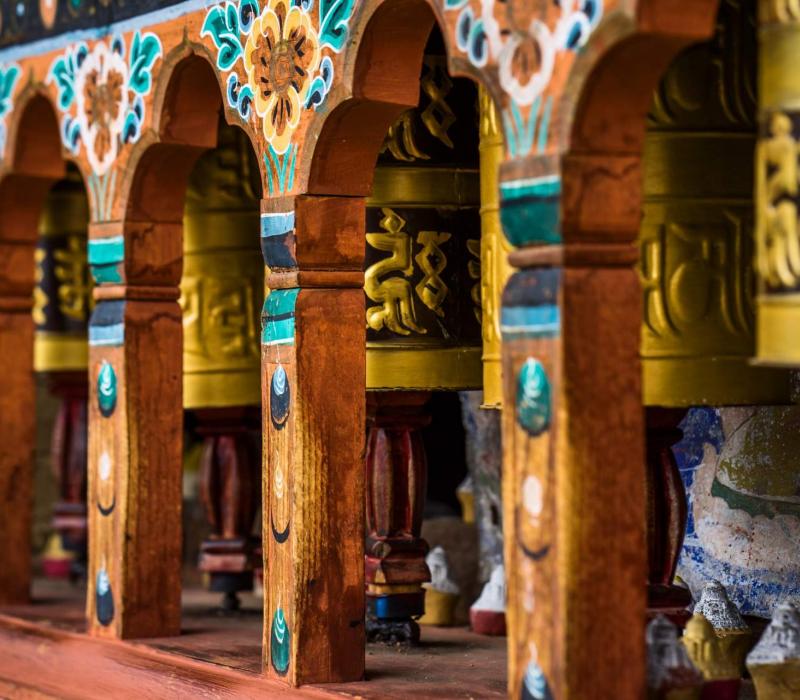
[263,289,366,686]
[502,265,646,699]
[262,194,366,685]
[87,298,182,639]
[0,309,35,605]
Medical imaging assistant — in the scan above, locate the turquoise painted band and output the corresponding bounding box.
[500,175,561,247]
[89,323,125,346]
[91,263,123,285]
[262,288,299,346]
[501,304,560,339]
[88,236,124,265]
[261,212,295,238]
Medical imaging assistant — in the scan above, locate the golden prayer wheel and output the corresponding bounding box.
[477,87,512,409]
[34,165,92,580]
[180,127,263,409]
[640,0,790,406]
[364,55,483,391]
[754,3,800,366]
[33,167,92,372]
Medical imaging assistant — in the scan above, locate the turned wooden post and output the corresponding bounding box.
[262,195,365,685]
[646,407,690,620]
[43,372,89,579]
[364,391,431,643]
[195,407,260,610]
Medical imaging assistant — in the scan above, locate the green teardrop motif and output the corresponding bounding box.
[516,358,551,436]
[270,607,290,675]
[97,361,117,417]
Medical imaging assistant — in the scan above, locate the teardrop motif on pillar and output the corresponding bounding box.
[270,365,291,429]
[97,361,117,417]
[95,567,114,627]
[270,607,291,675]
[516,358,551,436]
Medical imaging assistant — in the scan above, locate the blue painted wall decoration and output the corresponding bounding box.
[674,407,800,618]
[516,358,551,436]
[97,360,117,417]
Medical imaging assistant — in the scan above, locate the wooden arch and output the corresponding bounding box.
[84,47,267,640]
[497,1,722,697]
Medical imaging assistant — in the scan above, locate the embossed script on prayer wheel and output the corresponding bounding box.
[640,0,789,405]
[365,55,482,391]
[33,166,92,372]
[754,3,800,366]
[181,127,263,409]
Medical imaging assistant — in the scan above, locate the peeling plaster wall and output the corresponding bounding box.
[675,407,800,618]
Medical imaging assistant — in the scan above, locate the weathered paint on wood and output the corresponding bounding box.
[262,195,366,685]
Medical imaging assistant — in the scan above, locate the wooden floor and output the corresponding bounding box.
[0,579,506,699]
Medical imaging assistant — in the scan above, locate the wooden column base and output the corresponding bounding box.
[365,391,432,644]
[194,407,260,611]
[42,371,88,582]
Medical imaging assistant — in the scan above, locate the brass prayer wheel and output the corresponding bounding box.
[477,87,512,410]
[365,55,482,391]
[181,127,263,409]
[33,166,92,372]
[640,0,790,406]
[754,3,800,366]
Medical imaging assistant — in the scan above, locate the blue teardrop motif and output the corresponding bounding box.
[270,365,291,430]
[520,660,553,700]
[95,568,115,626]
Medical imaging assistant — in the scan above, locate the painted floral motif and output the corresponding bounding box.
[244,0,321,154]
[0,63,20,160]
[448,0,603,156]
[47,32,162,176]
[203,0,355,185]
[74,44,129,175]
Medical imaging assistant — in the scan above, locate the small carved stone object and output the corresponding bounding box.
[419,546,460,627]
[682,614,740,700]
[646,615,702,699]
[746,601,800,699]
[693,581,752,677]
[470,563,507,636]
[456,475,475,524]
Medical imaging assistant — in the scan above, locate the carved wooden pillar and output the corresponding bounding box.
[646,407,690,620]
[196,406,260,610]
[0,177,53,604]
[501,154,647,698]
[0,259,35,604]
[261,196,365,685]
[44,372,88,579]
[86,221,183,638]
[364,390,431,643]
